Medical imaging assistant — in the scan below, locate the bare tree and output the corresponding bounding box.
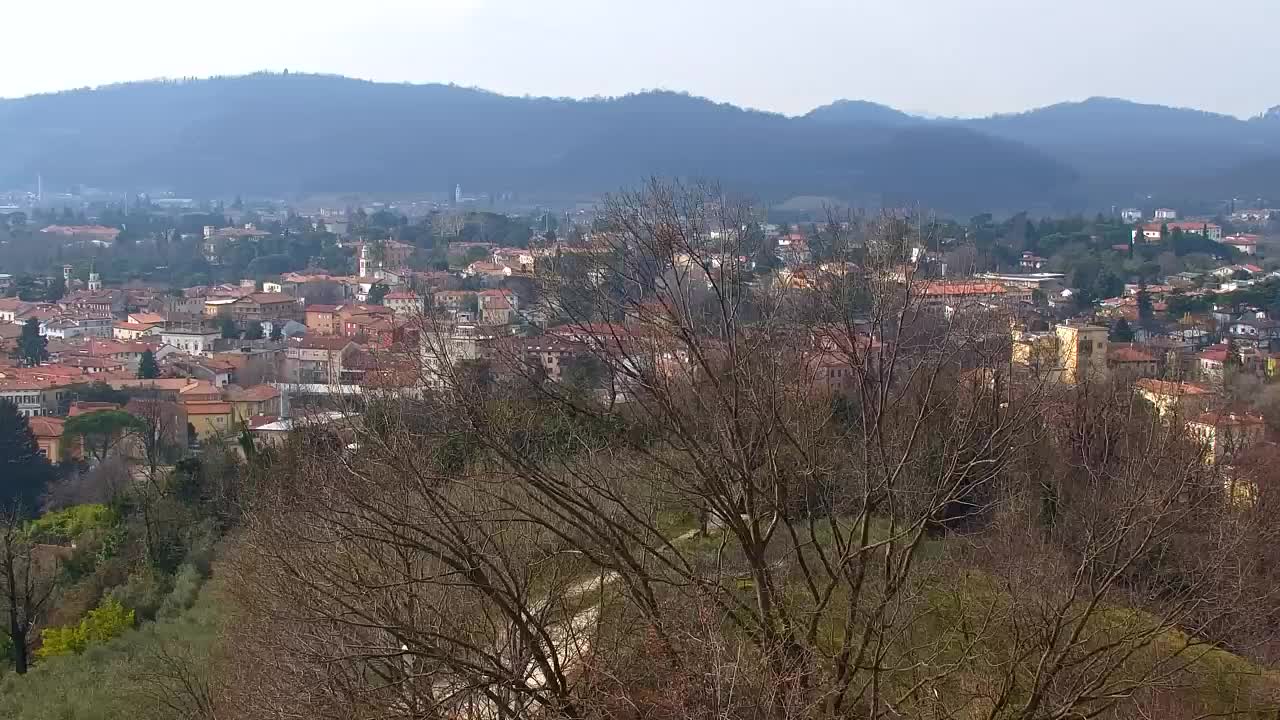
[0,510,60,674]
[218,181,1279,718]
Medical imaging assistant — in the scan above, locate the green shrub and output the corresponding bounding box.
[159,564,204,618]
[26,504,116,544]
[107,566,172,622]
[36,598,135,659]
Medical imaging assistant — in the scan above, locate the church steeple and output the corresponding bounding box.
[87,260,101,292]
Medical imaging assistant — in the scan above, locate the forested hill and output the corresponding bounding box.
[0,73,1074,213]
[806,96,1280,203]
[5,73,1276,210]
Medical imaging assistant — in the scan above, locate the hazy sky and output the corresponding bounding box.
[3,0,1276,118]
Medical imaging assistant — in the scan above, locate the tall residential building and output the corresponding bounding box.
[1055,322,1108,385]
[455,184,463,204]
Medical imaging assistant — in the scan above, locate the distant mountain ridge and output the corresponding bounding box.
[1,73,1276,211]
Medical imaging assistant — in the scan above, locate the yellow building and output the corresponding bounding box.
[1134,378,1213,421]
[1055,322,1108,385]
[225,384,282,423]
[182,401,234,439]
[1187,411,1265,466]
[1011,329,1060,375]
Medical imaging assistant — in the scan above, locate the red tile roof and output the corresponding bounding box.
[1191,411,1264,427]
[1134,378,1212,396]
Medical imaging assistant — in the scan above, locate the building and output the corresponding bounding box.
[160,328,220,356]
[28,416,68,460]
[1121,208,1144,223]
[113,321,162,340]
[384,291,425,318]
[1197,345,1231,382]
[304,304,342,335]
[1221,234,1260,255]
[1154,208,1178,221]
[284,336,360,384]
[1055,322,1109,385]
[41,314,113,340]
[183,401,234,439]
[224,384,282,422]
[973,273,1065,290]
[0,382,54,417]
[356,240,415,279]
[1106,345,1158,377]
[231,293,299,326]
[478,289,519,325]
[1187,412,1265,466]
[1018,253,1048,270]
[1135,221,1223,242]
[1134,378,1213,420]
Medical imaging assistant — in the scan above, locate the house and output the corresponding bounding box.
[41,313,113,339]
[0,298,33,323]
[284,336,360,384]
[160,328,220,356]
[1221,234,1260,255]
[1197,345,1229,382]
[492,248,534,273]
[113,321,162,341]
[1134,378,1213,420]
[61,288,126,316]
[1121,208,1144,223]
[465,261,514,279]
[304,304,342,335]
[1134,221,1222,242]
[1106,345,1158,378]
[203,296,240,317]
[232,293,299,326]
[28,416,68,461]
[169,357,235,387]
[384,291,425,318]
[182,401,234,439]
[224,384,282,422]
[1228,316,1280,350]
[1212,264,1264,279]
[1187,411,1265,466]
[1019,252,1048,270]
[478,289,519,325]
[0,381,54,417]
[434,290,477,315]
[338,305,396,338]
[1154,208,1178,221]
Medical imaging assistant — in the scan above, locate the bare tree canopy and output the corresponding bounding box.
[217,181,1280,719]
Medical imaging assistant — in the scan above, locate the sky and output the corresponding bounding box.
[2,0,1276,118]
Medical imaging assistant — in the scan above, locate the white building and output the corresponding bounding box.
[1154,208,1178,221]
[160,328,220,355]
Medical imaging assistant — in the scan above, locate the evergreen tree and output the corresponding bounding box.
[137,349,159,379]
[220,315,239,339]
[0,401,54,516]
[1225,339,1244,371]
[44,277,65,302]
[1136,285,1154,326]
[1110,317,1135,343]
[15,319,47,367]
[269,323,284,342]
[244,321,265,341]
[367,283,390,305]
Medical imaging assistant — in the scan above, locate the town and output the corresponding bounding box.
[2,197,1278,474]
